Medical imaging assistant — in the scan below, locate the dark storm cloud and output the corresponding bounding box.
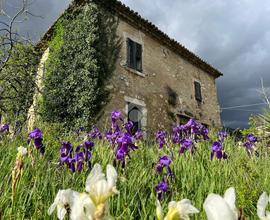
[1,0,269,128]
[121,0,270,128]
[1,0,71,41]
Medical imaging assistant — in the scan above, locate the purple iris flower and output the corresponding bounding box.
[159,156,171,166]
[88,126,102,139]
[111,111,122,123]
[114,133,138,168]
[179,139,193,154]
[105,130,121,147]
[156,155,173,177]
[29,128,42,139]
[0,124,9,133]
[123,121,134,134]
[134,130,144,140]
[243,134,258,156]
[28,128,45,154]
[60,141,73,163]
[74,152,85,172]
[84,140,94,150]
[60,140,92,172]
[182,119,201,134]
[211,141,227,160]
[155,180,169,201]
[247,134,257,143]
[171,131,181,144]
[68,157,76,173]
[172,125,182,133]
[219,131,228,143]
[201,126,209,140]
[156,130,167,148]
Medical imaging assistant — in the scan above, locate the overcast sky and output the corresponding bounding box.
[2,0,270,128]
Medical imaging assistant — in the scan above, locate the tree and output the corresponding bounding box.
[0,0,39,131]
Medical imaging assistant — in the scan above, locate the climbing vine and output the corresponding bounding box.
[42,2,120,128]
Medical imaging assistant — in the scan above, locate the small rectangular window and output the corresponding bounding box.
[194,81,202,102]
[127,38,142,72]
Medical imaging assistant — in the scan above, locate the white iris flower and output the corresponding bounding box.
[257,192,270,220]
[156,199,199,220]
[48,189,80,220]
[203,187,238,220]
[48,163,118,220]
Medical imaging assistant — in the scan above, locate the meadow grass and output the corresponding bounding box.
[0,124,270,219]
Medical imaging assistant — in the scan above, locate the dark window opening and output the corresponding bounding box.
[194,81,202,102]
[177,114,190,125]
[127,103,142,134]
[127,38,142,72]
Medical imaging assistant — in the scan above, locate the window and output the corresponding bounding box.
[194,81,202,102]
[127,102,143,134]
[177,114,190,125]
[127,38,142,72]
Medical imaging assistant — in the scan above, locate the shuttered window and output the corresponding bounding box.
[127,38,142,72]
[194,81,202,102]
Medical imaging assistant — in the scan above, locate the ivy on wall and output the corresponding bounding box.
[42,2,120,128]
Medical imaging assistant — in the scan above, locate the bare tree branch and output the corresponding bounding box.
[0,0,32,72]
[260,78,270,109]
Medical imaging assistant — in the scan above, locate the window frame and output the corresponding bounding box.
[194,80,202,102]
[126,38,143,73]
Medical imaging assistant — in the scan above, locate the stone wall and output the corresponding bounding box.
[98,18,221,131]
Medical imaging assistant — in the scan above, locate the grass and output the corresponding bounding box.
[0,123,270,219]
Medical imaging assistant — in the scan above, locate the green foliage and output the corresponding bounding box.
[42,3,120,128]
[259,108,270,130]
[0,43,39,127]
[1,127,270,219]
[241,115,258,136]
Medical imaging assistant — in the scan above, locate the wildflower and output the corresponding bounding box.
[105,129,121,147]
[156,130,167,149]
[257,192,270,220]
[155,180,169,201]
[28,128,45,154]
[156,199,199,220]
[218,131,228,143]
[49,163,118,220]
[60,141,73,163]
[111,110,122,123]
[134,130,144,140]
[115,133,138,168]
[60,141,92,172]
[0,123,9,133]
[48,189,80,220]
[210,141,227,160]
[12,146,28,203]
[201,126,209,140]
[88,125,102,140]
[247,133,257,142]
[156,156,173,177]
[179,139,193,154]
[203,187,238,220]
[86,163,118,205]
[243,133,258,156]
[123,120,134,134]
[17,146,28,157]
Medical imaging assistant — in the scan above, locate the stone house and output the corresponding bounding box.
[36,0,222,132]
